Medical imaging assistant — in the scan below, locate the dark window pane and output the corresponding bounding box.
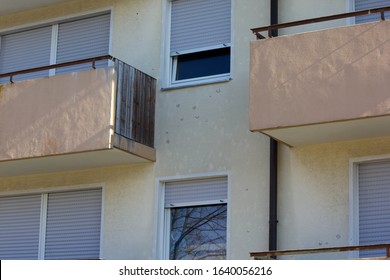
[169,204,227,260]
[175,48,230,81]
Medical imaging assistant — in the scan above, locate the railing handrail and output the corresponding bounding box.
[252,6,390,39]
[250,243,390,259]
[0,55,114,82]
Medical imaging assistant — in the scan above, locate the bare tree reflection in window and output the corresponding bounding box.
[169,204,227,260]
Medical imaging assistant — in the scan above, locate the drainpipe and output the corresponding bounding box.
[270,0,278,37]
[269,0,278,255]
[269,139,278,253]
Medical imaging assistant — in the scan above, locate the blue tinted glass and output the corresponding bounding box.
[176,48,230,80]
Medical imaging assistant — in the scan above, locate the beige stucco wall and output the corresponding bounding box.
[154,0,271,259]
[0,68,114,160]
[278,136,390,259]
[0,163,156,260]
[278,0,349,35]
[4,0,388,261]
[111,0,161,78]
[0,0,273,260]
[0,0,113,29]
[6,0,381,261]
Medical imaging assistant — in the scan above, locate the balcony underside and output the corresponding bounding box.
[262,115,390,147]
[250,20,390,147]
[0,134,155,177]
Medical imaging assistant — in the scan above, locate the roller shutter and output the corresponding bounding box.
[0,194,42,259]
[170,0,231,55]
[358,160,390,257]
[56,13,111,74]
[0,188,102,260]
[0,26,51,83]
[355,0,390,24]
[165,177,228,207]
[44,188,102,260]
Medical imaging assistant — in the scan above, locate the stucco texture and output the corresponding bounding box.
[0,68,114,160]
[0,163,156,260]
[278,136,390,258]
[250,20,390,131]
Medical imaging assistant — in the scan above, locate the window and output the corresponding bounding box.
[163,177,228,260]
[355,0,390,24]
[55,13,111,74]
[0,188,102,260]
[353,159,390,258]
[0,12,110,84]
[0,26,52,83]
[167,0,231,87]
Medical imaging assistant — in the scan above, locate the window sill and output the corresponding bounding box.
[161,75,232,91]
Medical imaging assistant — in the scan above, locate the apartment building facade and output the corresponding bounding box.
[0,0,389,260]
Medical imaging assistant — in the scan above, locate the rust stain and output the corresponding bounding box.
[0,85,4,102]
[45,137,59,154]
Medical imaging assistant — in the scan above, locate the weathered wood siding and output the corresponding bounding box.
[115,59,156,148]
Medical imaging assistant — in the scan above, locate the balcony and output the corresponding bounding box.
[0,56,156,176]
[250,7,390,146]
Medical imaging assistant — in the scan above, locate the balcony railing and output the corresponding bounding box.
[250,243,390,260]
[252,6,390,39]
[249,6,390,146]
[0,55,156,149]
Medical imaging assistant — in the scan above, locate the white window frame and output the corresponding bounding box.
[154,172,231,260]
[349,153,390,258]
[346,0,356,25]
[0,183,104,260]
[161,0,233,90]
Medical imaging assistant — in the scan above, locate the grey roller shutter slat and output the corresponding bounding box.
[355,0,390,24]
[56,13,110,74]
[170,0,231,55]
[358,160,390,258]
[0,194,42,260]
[44,188,102,260]
[0,26,51,83]
[165,177,228,207]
